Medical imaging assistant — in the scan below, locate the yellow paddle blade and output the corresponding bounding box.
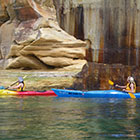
[23,75,27,79]
[108,80,114,86]
[128,93,136,99]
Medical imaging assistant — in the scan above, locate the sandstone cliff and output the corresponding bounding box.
[56,0,140,66]
[1,0,140,90]
[0,0,86,70]
[54,0,140,90]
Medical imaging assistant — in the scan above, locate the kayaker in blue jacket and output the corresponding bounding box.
[115,76,136,93]
[9,77,25,91]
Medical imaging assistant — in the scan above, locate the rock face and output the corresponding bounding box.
[1,0,140,90]
[55,0,140,66]
[71,62,140,91]
[54,0,140,90]
[0,0,86,70]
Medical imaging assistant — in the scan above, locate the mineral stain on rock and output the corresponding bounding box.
[54,0,140,90]
[56,0,140,66]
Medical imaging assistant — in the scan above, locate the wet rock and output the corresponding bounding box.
[72,62,140,91]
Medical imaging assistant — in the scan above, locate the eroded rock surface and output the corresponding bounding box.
[0,0,86,70]
[56,0,140,66]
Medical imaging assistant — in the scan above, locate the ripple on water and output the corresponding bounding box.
[0,97,140,140]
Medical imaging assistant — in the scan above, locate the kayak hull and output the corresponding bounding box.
[0,89,56,96]
[52,88,140,98]
[17,91,56,96]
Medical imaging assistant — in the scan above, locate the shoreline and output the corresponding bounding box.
[0,70,79,91]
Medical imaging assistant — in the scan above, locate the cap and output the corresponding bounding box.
[18,77,24,82]
[129,77,134,82]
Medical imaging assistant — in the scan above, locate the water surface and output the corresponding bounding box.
[0,96,140,140]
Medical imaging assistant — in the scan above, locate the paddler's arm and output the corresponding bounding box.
[9,83,23,89]
[115,84,127,89]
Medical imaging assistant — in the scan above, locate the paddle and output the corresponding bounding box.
[108,80,116,87]
[6,75,27,89]
[108,80,136,99]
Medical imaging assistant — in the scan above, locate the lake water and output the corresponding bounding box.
[0,96,140,140]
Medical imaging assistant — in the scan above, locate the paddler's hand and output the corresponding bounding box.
[115,84,118,87]
[6,86,10,89]
[122,89,126,92]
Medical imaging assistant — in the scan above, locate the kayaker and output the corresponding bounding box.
[9,77,25,91]
[115,76,136,93]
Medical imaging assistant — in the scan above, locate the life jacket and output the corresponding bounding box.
[17,81,25,91]
[126,82,136,93]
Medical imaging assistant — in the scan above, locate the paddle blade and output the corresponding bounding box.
[108,80,114,86]
[23,75,27,79]
[128,93,136,99]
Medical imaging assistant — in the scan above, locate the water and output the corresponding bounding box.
[0,97,140,140]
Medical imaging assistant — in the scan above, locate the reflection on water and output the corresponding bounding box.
[0,97,140,140]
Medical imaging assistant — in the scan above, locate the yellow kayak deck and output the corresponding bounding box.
[0,89,18,95]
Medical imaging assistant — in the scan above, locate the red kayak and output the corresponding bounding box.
[18,90,57,96]
[0,89,57,96]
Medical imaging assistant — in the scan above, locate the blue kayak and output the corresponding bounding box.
[52,88,140,98]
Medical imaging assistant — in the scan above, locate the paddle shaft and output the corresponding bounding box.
[5,81,18,89]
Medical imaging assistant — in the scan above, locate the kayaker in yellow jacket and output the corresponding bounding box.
[9,77,25,91]
[115,76,136,93]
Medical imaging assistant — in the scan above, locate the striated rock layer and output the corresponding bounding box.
[55,0,140,66]
[54,0,140,90]
[0,0,86,70]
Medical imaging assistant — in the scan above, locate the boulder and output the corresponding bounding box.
[0,0,86,71]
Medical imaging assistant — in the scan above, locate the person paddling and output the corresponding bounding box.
[115,76,136,93]
[9,77,25,91]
